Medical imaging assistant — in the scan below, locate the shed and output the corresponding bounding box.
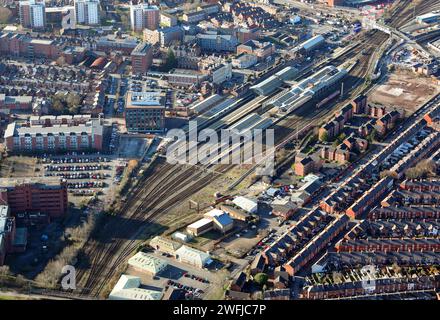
[128,252,167,275]
[232,196,258,214]
[175,245,212,268]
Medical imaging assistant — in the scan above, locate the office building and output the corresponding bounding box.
[125,91,165,133]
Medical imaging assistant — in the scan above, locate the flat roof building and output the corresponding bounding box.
[130,4,159,32]
[74,0,100,26]
[416,11,440,24]
[125,91,165,133]
[19,0,46,30]
[4,118,104,154]
[0,177,68,219]
[131,42,153,74]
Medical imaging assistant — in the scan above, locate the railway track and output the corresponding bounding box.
[76,160,220,295]
[274,30,390,142]
[73,19,392,298]
[388,0,440,29]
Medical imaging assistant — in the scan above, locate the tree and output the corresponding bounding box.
[319,130,329,142]
[254,273,268,286]
[0,8,12,24]
[367,129,378,143]
[50,93,82,115]
[337,132,347,142]
[161,49,178,72]
[0,265,10,277]
[380,170,398,179]
[56,56,66,66]
[405,159,437,179]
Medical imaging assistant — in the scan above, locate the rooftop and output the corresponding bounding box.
[126,91,166,109]
[131,42,152,56]
[128,252,167,274]
[0,177,65,189]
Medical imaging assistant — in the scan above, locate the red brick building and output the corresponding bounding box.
[0,32,64,60]
[368,105,387,118]
[294,153,321,176]
[131,42,153,75]
[368,206,440,219]
[0,205,16,266]
[4,117,103,153]
[351,95,367,114]
[0,94,32,111]
[236,40,275,60]
[0,178,68,219]
[335,238,440,253]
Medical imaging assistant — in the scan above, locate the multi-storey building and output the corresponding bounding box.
[0,31,85,60]
[95,35,139,55]
[130,3,159,32]
[160,12,177,27]
[125,91,165,133]
[74,0,100,26]
[236,40,275,60]
[19,0,46,29]
[167,69,208,87]
[236,28,260,44]
[130,42,153,74]
[211,63,232,85]
[4,117,103,153]
[182,10,206,24]
[45,6,76,29]
[196,34,238,52]
[143,26,183,47]
[170,44,201,70]
[0,178,68,218]
[231,53,258,69]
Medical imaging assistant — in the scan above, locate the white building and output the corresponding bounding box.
[74,0,100,26]
[232,54,258,69]
[149,236,182,255]
[212,63,232,85]
[108,275,163,300]
[172,232,191,243]
[19,0,46,29]
[232,196,258,214]
[128,252,167,275]
[175,245,212,268]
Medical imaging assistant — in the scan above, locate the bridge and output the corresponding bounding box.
[364,18,433,58]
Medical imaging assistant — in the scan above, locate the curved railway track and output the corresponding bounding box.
[388,0,440,29]
[73,17,393,298]
[76,160,220,295]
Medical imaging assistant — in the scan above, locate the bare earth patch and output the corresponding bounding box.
[369,69,440,115]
